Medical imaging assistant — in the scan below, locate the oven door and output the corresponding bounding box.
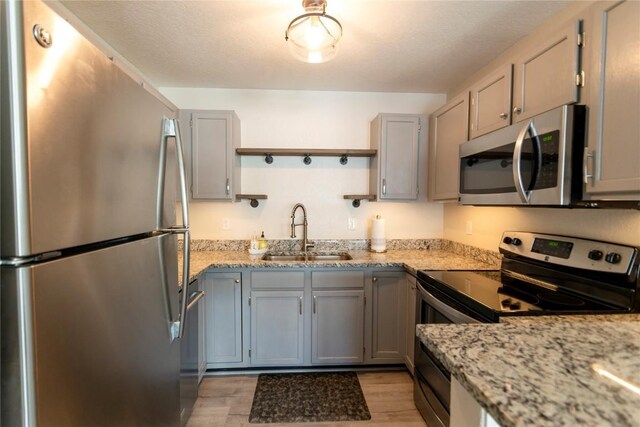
[459,104,581,206]
[414,281,480,427]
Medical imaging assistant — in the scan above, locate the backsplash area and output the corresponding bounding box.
[180,238,502,267]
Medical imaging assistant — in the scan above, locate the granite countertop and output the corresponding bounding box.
[417,320,640,427]
[180,248,499,284]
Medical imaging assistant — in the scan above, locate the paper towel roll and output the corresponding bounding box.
[371,215,386,253]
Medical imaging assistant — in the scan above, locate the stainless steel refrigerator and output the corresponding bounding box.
[1,1,191,425]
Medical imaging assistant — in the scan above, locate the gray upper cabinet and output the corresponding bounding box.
[428,93,469,202]
[583,0,640,200]
[371,271,406,362]
[512,20,582,122]
[203,272,242,366]
[370,114,421,200]
[250,290,304,366]
[469,64,513,139]
[311,290,365,364]
[187,110,241,200]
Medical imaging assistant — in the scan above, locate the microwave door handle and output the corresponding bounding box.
[513,121,533,204]
[157,117,190,230]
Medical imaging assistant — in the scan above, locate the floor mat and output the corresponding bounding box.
[248,372,371,423]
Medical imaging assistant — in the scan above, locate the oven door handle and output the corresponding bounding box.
[512,120,540,204]
[418,284,480,324]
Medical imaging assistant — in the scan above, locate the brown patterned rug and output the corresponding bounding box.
[248,372,371,423]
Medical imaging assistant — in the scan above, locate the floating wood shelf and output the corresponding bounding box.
[235,194,267,208]
[343,194,376,208]
[236,148,377,165]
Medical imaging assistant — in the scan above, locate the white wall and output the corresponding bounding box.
[444,205,640,250]
[160,88,446,240]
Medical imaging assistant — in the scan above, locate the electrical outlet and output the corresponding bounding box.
[465,220,473,235]
[222,218,230,230]
[348,217,356,230]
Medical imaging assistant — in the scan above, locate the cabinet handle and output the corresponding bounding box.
[583,148,594,185]
[225,178,230,195]
[373,277,377,282]
[234,279,240,283]
[513,107,522,115]
[382,179,386,196]
[499,112,508,120]
[313,295,317,314]
[299,296,303,315]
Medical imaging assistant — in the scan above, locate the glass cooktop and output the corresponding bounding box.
[418,270,621,318]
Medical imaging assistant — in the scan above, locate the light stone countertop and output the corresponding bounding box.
[417,320,640,427]
[180,249,499,284]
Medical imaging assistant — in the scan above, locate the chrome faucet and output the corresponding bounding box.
[290,203,314,253]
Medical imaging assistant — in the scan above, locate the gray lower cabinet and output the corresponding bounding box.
[512,19,582,122]
[197,278,206,381]
[250,290,304,366]
[583,0,640,201]
[405,274,417,374]
[370,113,422,200]
[371,271,407,362]
[311,290,365,364]
[203,272,242,367]
[428,92,469,202]
[184,110,240,200]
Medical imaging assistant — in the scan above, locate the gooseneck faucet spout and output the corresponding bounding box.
[290,203,314,253]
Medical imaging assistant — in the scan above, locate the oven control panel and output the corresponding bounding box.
[499,231,638,274]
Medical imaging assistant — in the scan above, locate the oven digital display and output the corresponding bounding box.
[531,238,573,259]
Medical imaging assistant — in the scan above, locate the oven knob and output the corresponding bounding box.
[588,250,603,261]
[501,298,512,307]
[503,237,513,245]
[605,252,622,264]
[509,302,521,310]
[512,238,522,246]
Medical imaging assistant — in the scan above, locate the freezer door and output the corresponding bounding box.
[1,0,179,258]
[1,234,180,427]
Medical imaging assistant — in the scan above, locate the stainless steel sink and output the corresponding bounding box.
[261,252,353,261]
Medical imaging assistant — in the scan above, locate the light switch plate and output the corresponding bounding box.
[348,217,356,230]
[222,218,230,230]
[465,220,473,235]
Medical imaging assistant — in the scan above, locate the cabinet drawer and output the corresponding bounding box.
[311,271,364,289]
[250,271,305,289]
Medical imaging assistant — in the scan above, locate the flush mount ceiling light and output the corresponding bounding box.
[285,0,343,64]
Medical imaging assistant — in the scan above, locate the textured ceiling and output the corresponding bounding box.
[59,0,571,93]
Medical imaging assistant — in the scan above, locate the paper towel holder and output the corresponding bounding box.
[370,214,387,253]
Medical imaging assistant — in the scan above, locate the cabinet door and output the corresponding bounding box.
[584,0,640,199]
[311,290,364,364]
[250,291,304,366]
[428,93,469,201]
[405,275,417,374]
[197,279,206,381]
[512,20,581,122]
[469,64,513,139]
[371,271,406,362]
[371,114,421,200]
[190,111,239,200]
[203,272,242,365]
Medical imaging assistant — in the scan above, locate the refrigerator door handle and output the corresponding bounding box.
[168,229,190,340]
[157,117,190,230]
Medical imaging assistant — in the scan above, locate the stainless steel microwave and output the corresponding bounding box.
[459,105,586,206]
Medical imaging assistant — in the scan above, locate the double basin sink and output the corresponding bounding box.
[261,252,353,261]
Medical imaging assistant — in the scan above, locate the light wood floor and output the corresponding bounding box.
[187,371,427,427]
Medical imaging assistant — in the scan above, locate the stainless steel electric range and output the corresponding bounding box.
[413,231,640,427]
